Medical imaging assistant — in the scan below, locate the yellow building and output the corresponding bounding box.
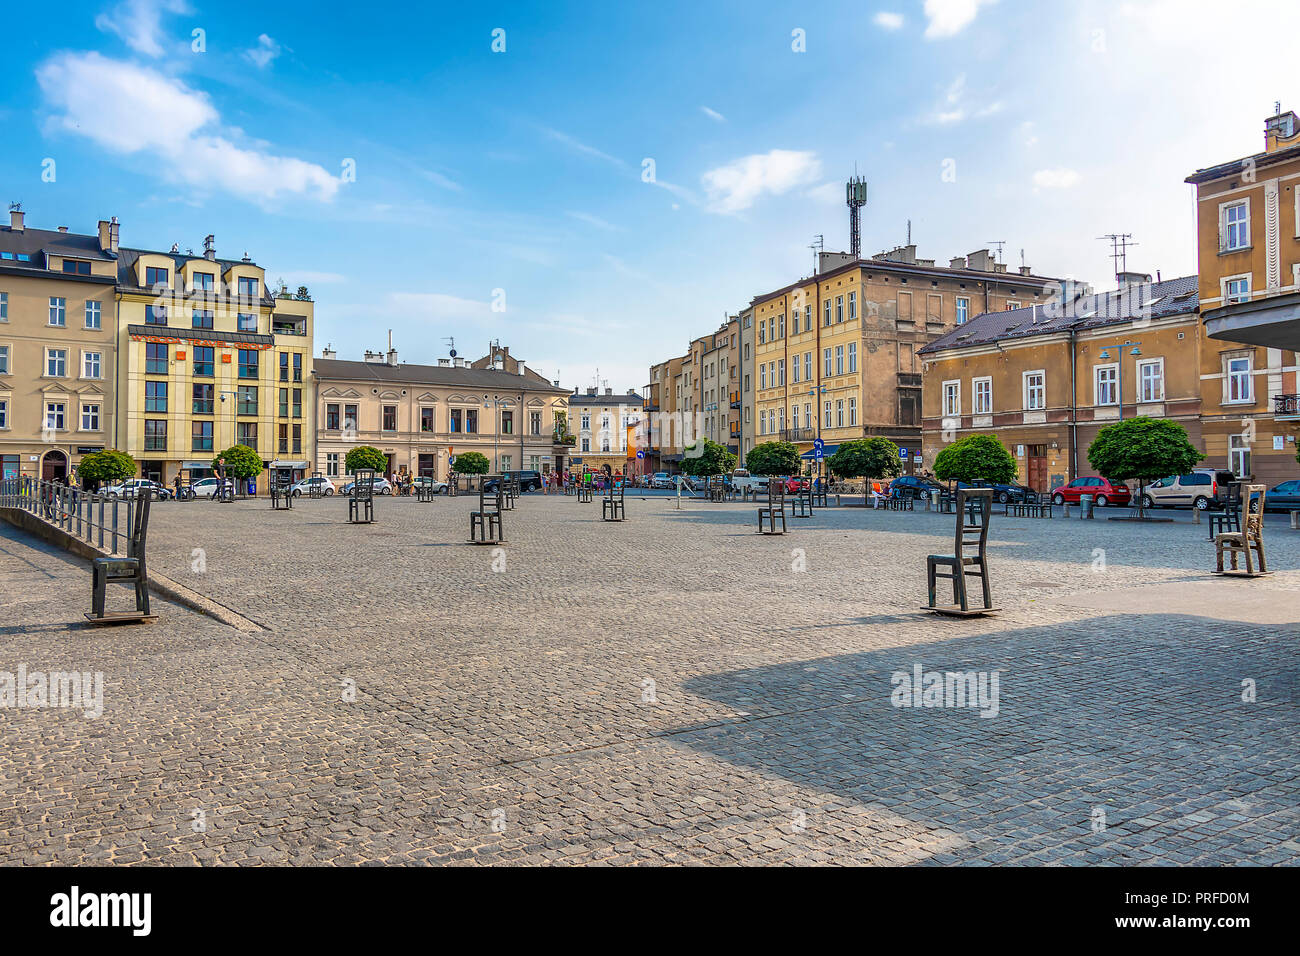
[568,387,644,478]
[0,207,119,481]
[115,233,315,491]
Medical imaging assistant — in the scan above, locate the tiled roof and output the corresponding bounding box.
[567,391,643,406]
[314,358,569,393]
[919,275,1199,355]
[0,225,116,270]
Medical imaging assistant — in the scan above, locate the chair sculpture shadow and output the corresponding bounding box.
[758,478,787,534]
[1207,481,1242,541]
[470,478,504,544]
[349,469,376,524]
[1214,484,1268,577]
[602,478,625,521]
[924,488,997,616]
[87,492,156,624]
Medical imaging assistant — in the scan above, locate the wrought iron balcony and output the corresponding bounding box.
[781,427,815,443]
[1275,394,1300,419]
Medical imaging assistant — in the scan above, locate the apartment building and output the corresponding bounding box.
[919,276,1201,491]
[1186,105,1300,482]
[313,346,570,480]
[698,317,740,456]
[752,246,1062,472]
[0,207,118,481]
[568,387,644,476]
[739,306,755,464]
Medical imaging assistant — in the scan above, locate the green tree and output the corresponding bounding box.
[827,438,902,481]
[933,434,1017,485]
[681,439,738,477]
[344,446,387,474]
[745,441,801,477]
[77,449,136,488]
[451,451,490,475]
[1087,416,1204,517]
[213,444,263,480]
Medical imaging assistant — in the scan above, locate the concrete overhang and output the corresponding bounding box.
[1203,292,1300,350]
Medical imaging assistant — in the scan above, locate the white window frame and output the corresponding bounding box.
[1006,300,1021,310]
[1094,363,1119,406]
[0,344,8,375]
[1221,199,1250,252]
[823,348,832,377]
[80,402,100,432]
[45,401,66,431]
[848,342,857,373]
[0,399,7,429]
[835,345,844,375]
[836,399,844,427]
[955,296,969,325]
[848,396,857,426]
[823,300,831,326]
[972,376,992,415]
[824,401,832,428]
[848,291,856,320]
[836,295,844,322]
[942,380,961,417]
[1225,355,1253,404]
[82,350,102,379]
[84,300,102,329]
[1229,434,1251,477]
[1023,370,1045,411]
[1222,273,1251,304]
[1137,358,1164,403]
[49,297,66,327]
[46,348,67,377]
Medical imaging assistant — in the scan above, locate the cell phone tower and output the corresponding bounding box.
[846,175,868,258]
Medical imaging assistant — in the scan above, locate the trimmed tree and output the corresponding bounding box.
[745,441,801,477]
[681,439,738,477]
[77,449,136,489]
[827,438,902,484]
[451,451,490,475]
[213,444,263,480]
[345,445,387,474]
[1087,416,1204,517]
[933,434,1017,485]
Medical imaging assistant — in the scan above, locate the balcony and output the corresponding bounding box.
[729,391,741,409]
[1275,394,1300,420]
[552,433,577,447]
[781,427,815,443]
[897,372,922,389]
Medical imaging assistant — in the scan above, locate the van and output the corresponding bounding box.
[1140,469,1238,510]
[730,469,769,493]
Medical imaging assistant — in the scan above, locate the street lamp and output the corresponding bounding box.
[808,385,827,482]
[483,394,500,472]
[1097,340,1142,420]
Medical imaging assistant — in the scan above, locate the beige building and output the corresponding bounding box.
[0,207,119,482]
[313,346,571,480]
[568,387,644,477]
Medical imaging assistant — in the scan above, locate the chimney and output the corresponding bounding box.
[1018,265,1032,276]
[949,256,967,270]
[1117,271,1151,290]
[518,363,526,376]
[605,387,612,395]
[203,234,216,261]
[320,345,336,359]
[57,225,68,233]
[966,249,992,272]
[386,348,398,366]
[9,204,24,232]
[587,387,596,396]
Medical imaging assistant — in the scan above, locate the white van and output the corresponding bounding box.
[730,469,769,493]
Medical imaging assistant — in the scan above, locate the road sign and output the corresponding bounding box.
[899,447,909,459]
[813,437,824,461]
[636,450,644,459]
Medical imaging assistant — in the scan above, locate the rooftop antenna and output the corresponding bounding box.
[1097,233,1138,285]
[987,240,1006,263]
[906,219,912,245]
[1020,248,1026,270]
[846,174,868,258]
[443,336,456,358]
[809,234,824,274]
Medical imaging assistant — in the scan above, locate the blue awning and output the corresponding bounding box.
[800,444,839,460]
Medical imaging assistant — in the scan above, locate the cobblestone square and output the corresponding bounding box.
[2,493,1298,865]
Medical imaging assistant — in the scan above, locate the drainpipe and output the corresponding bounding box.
[1069,321,1079,480]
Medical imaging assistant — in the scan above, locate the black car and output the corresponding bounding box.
[888,475,945,499]
[971,480,1034,504]
[483,470,543,493]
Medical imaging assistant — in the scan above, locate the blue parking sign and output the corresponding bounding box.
[899,447,909,459]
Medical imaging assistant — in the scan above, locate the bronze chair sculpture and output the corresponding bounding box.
[758,478,787,534]
[1214,484,1268,576]
[924,488,997,616]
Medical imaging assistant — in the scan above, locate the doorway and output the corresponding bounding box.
[1026,444,1048,492]
[41,450,68,482]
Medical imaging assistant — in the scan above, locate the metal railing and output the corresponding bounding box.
[1274,394,1300,417]
[0,476,141,556]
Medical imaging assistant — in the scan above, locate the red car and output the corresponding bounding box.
[1050,476,1131,507]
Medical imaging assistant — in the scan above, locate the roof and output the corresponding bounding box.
[0,224,117,274]
[919,275,1199,355]
[567,391,643,407]
[127,324,274,347]
[1185,142,1300,184]
[313,358,570,393]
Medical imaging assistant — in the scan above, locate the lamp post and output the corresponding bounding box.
[808,385,827,482]
[483,394,501,472]
[1097,341,1142,419]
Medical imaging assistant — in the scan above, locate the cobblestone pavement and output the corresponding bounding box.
[2,493,1298,865]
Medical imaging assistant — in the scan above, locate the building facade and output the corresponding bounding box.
[0,207,119,482]
[568,388,644,476]
[1187,106,1300,483]
[739,306,755,465]
[313,349,570,480]
[752,246,1062,473]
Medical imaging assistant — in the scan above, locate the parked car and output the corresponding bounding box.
[888,475,944,500]
[179,476,228,500]
[1139,469,1237,510]
[728,469,769,493]
[483,471,543,493]
[290,475,337,497]
[1265,479,1300,512]
[411,475,449,495]
[970,479,1035,504]
[340,476,393,495]
[650,472,676,489]
[102,478,171,501]
[1050,476,1131,507]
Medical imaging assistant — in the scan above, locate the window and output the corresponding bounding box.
[760,364,767,389]
[193,346,214,376]
[237,385,258,415]
[193,272,214,291]
[293,354,302,382]
[0,291,7,320]
[279,388,289,417]
[238,277,259,298]
[192,309,214,329]
[80,403,100,431]
[451,408,463,433]
[824,348,833,377]
[1222,200,1250,251]
[1023,371,1045,410]
[49,297,66,326]
[956,297,969,325]
[1224,275,1250,304]
[144,420,167,451]
[421,407,435,432]
[466,408,479,432]
[192,383,214,415]
[292,388,302,418]
[192,421,214,452]
[145,342,168,374]
[792,356,800,383]
[145,381,167,412]
[278,423,289,454]
[47,348,67,377]
[326,404,340,430]
[145,304,167,325]
[1227,355,1253,403]
[836,295,844,322]
[849,397,857,426]
[237,422,257,446]
[824,401,832,428]
[804,352,812,382]
[502,410,514,434]
[1095,364,1118,406]
[0,401,7,428]
[326,453,340,477]
[824,300,832,326]
[792,404,800,429]
[1137,359,1163,402]
[804,305,812,331]
[778,315,785,339]
[848,342,857,373]
[942,380,961,417]
[0,345,7,374]
[84,300,101,329]
[82,351,101,379]
[1006,301,1021,310]
[836,399,844,427]
[1229,434,1251,477]
[62,259,91,275]
[238,349,259,378]
[848,291,857,320]
[973,377,992,415]
[835,345,844,375]
[292,424,302,454]
[45,402,66,431]
[145,266,169,289]
[758,322,766,344]
[777,360,784,385]
[530,411,542,435]
[279,352,290,381]
[238,312,257,332]
[581,437,591,451]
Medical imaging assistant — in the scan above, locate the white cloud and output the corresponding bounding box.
[806,181,844,204]
[924,0,996,39]
[566,211,620,231]
[95,0,190,58]
[874,11,905,30]
[1032,168,1081,189]
[243,34,282,69]
[543,127,626,168]
[701,149,822,214]
[37,52,340,203]
[701,105,726,123]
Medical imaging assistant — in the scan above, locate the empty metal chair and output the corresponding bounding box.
[925,488,997,615]
[1214,484,1268,576]
[88,492,154,623]
[758,478,787,534]
[349,469,375,523]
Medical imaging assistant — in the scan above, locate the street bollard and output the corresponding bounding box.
[1291,510,1299,530]
[1194,507,1202,525]
[1080,494,1094,519]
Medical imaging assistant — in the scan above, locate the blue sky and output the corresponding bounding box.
[4,0,1298,391]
